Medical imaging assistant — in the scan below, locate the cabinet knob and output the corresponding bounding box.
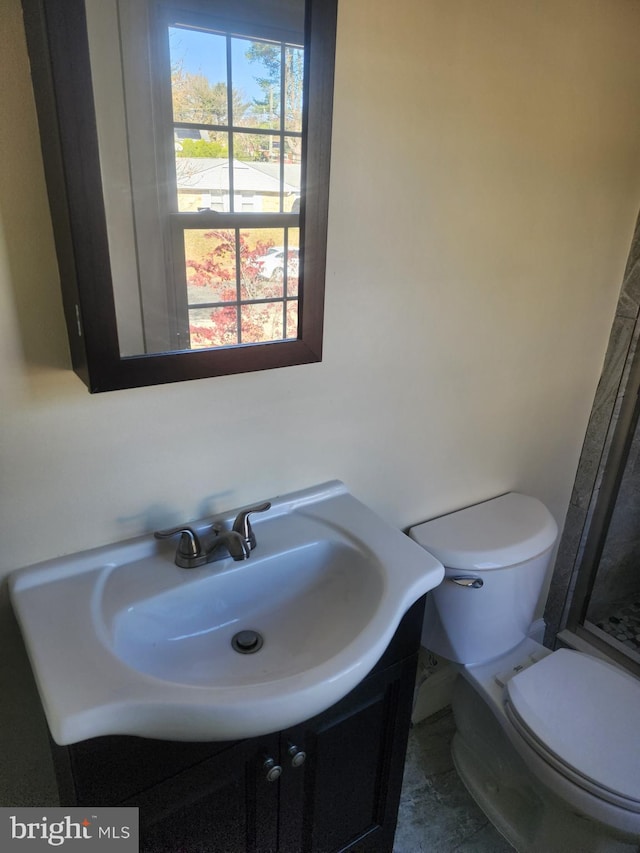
[288,744,306,768]
[263,757,282,782]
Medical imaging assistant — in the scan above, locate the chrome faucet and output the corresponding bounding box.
[232,501,271,551]
[155,501,271,569]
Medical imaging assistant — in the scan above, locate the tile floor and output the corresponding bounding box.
[394,709,515,853]
[593,594,640,654]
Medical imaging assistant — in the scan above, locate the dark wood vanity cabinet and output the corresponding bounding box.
[277,655,416,853]
[51,599,424,853]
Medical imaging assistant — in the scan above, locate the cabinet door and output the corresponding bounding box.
[279,655,417,853]
[126,736,280,853]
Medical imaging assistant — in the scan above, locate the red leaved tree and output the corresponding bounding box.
[186,230,298,347]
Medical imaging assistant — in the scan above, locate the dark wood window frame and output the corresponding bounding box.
[22,0,337,392]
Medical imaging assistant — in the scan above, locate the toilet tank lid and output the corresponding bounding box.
[408,493,557,570]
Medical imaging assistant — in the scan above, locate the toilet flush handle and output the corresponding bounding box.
[449,576,483,589]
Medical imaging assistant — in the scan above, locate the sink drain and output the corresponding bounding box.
[231,630,264,654]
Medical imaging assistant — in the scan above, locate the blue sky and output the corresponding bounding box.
[169,26,271,103]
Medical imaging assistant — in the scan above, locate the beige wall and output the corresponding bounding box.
[2,0,640,590]
[2,0,640,803]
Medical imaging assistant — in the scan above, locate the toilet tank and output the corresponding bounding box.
[409,493,558,664]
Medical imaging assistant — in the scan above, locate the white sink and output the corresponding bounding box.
[10,481,444,744]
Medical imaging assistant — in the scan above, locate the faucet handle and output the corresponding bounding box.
[232,501,271,550]
[154,525,202,559]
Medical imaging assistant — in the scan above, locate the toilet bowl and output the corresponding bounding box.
[410,493,640,853]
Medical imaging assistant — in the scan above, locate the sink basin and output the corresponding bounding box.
[104,538,383,687]
[10,481,444,744]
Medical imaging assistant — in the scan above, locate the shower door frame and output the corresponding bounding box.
[565,349,640,676]
[544,209,640,678]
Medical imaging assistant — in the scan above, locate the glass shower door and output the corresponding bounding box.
[582,411,640,666]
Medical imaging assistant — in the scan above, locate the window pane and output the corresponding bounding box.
[169,28,229,125]
[284,45,304,132]
[289,227,300,296]
[239,228,284,297]
[283,155,301,213]
[185,229,237,302]
[286,299,299,338]
[189,306,238,349]
[241,303,284,343]
[176,153,230,211]
[232,138,284,211]
[175,130,228,156]
[231,38,280,130]
[234,131,279,164]
[284,136,302,169]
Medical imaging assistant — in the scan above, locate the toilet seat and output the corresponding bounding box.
[504,649,640,812]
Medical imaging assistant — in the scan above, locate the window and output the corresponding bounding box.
[169,13,305,350]
[23,0,337,390]
[89,1,306,356]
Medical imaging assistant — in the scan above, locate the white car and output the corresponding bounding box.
[256,247,299,281]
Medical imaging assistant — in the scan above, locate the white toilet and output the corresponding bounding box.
[409,493,640,853]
